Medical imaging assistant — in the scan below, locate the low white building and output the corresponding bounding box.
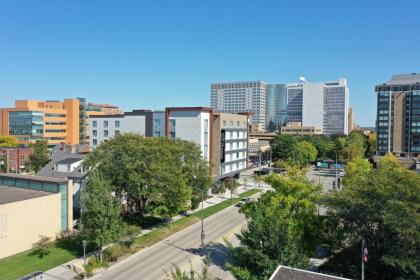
[89,110,153,147]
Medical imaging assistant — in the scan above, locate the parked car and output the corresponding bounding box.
[20,272,44,280]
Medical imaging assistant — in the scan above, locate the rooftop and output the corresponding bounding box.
[385,73,420,85]
[0,173,68,184]
[270,266,352,280]
[0,185,54,205]
[56,157,84,165]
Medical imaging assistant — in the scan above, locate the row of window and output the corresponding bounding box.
[92,130,120,137]
[222,161,246,174]
[225,141,247,151]
[92,120,121,128]
[225,131,247,140]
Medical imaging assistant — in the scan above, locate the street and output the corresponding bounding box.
[95,200,248,280]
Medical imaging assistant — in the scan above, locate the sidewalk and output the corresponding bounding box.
[43,184,256,280]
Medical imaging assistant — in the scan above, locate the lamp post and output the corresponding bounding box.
[334,150,338,189]
[192,177,206,254]
[82,240,87,279]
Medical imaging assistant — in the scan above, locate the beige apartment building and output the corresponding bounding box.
[0,186,62,259]
[280,122,323,135]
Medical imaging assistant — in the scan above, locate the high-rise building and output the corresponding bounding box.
[285,79,349,135]
[375,73,420,157]
[266,84,287,128]
[210,81,267,130]
[0,99,87,147]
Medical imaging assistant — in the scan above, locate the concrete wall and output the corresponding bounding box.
[0,193,62,259]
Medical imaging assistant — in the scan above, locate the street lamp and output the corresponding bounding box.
[333,150,338,189]
[192,177,205,254]
[82,240,87,279]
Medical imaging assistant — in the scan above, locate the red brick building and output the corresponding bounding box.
[0,147,33,172]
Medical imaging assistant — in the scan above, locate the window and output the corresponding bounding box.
[104,121,109,127]
[115,130,120,135]
[93,139,97,146]
[154,119,161,125]
[230,121,233,126]
[154,131,161,137]
[104,130,109,137]
[93,121,97,127]
[170,119,176,126]
[115,120,120,128]
[223,120,226,126]
[237,121,240,127]
[170,132,176,139]
[92,130,97,137]
[0,214,7,238]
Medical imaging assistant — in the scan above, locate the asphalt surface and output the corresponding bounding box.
[95,202,248,280]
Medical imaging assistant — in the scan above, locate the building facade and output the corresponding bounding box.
[0,147,33,172]
[89,110,153,147]
[280,122,323,135]
[285,79,349,135]
[0,186,62,259]
[0,99,88,147]
[266,84,288,128]
[210,81,267,130]
[211,112,249,179]
[375,73,420,157]
[90,107,250,181]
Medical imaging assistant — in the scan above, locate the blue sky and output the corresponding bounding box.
[0,0,419,126]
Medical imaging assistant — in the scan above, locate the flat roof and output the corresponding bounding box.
[383,73,420,86]
[0,173,68,184]
[0,185,54,205]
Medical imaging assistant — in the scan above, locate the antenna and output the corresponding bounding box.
[299,76,308,84]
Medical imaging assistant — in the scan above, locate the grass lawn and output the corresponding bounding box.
[0,236,90,280]
[0,188,260,280]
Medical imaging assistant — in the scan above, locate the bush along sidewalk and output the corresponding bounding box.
[83,188,260,276]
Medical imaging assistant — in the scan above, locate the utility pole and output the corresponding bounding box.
[200,188,205,254]
[361,239,365,280]
[334,150,338,188]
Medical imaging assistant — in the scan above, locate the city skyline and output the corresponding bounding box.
[1,0,420,127]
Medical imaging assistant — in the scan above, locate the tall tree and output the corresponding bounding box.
[26,140,50,172]
[228,172,321,280]
[293,140,317,166]
[81,171,123,260]
[322,155,420,280]
[0,136,17,147]
[84,134,211,222]
[270,135,298,161]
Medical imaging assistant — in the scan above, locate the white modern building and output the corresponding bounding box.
[165,107,212,161]
[210,81,267,130]
[286,79,349,135]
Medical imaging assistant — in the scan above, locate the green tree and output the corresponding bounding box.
[294,140,317,166]
[26,140,50,172]
[322,154,420,280]
[81,171,124,260]
[85,134,211,222]
[270,135,297,161]
[224,177,239,200]
[228,172,321,280]
[343,131,367,161]
[0,136,17,147]
[301,135,334,159]
[366,132,377,157]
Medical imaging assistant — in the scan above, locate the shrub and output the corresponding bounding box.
[33,236,52,258]
[103,243,128,262]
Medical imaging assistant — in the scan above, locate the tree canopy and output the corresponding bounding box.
[227,172,321,280]
[322,155,420,280]
[26,140,50,172]
[81,171,123,250]
[84,134,212,222]
[0,136,17,147]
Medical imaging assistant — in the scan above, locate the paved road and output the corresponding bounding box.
[95,203,248,280]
